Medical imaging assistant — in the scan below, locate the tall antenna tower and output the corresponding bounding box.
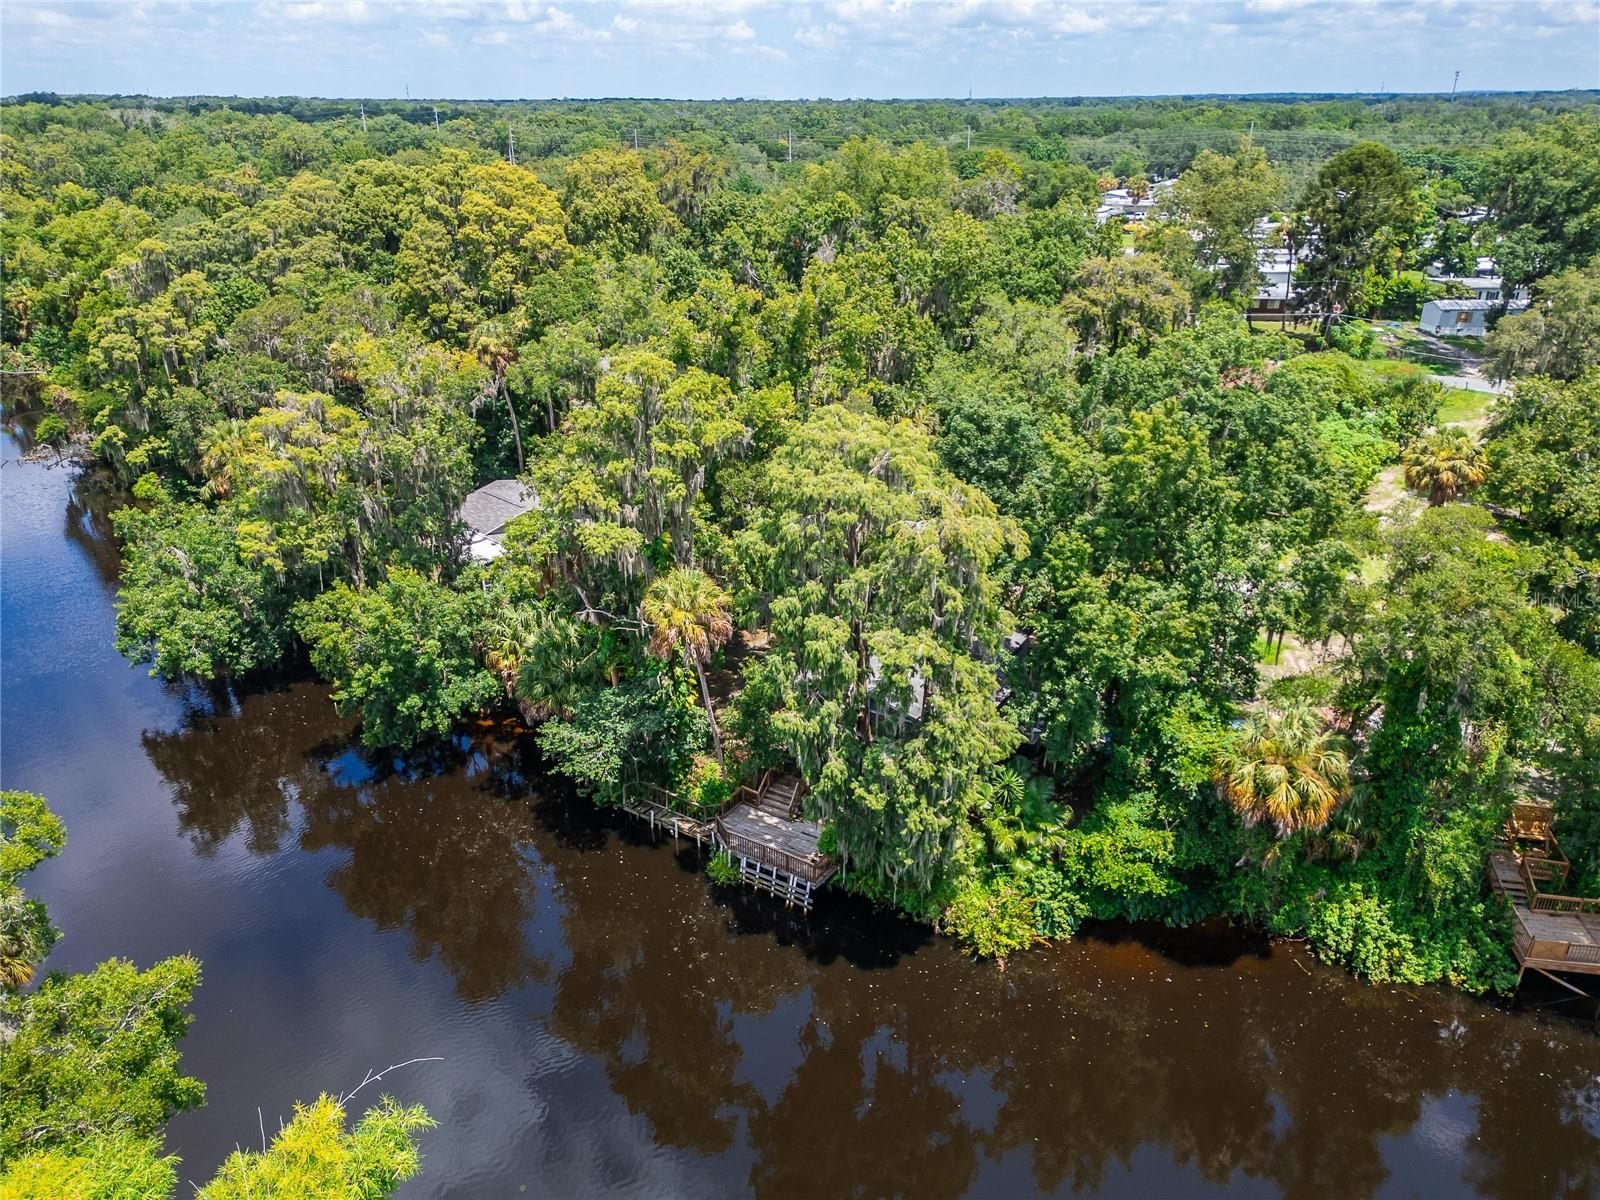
[507,125,516,164]
[1450,70,1460,100]
[359,102,367,133]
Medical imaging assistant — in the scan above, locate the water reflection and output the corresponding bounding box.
[136,682,1600,1200]
[146,690,549,1001]
[143,688,310,856]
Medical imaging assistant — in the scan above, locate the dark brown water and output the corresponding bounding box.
[3,428,1599,1199]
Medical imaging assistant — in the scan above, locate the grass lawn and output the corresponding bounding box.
[1438,386,1492,427]
[1253,635,1286,666]
[1368,323,1479,373]
[1365,357,1429,379]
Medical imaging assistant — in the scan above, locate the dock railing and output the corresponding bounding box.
[713,817,836,885]
[620,781,741,839]
[1527,891,1600,915]
[1513,909,1600,968]
[729,768,776,811]
[1518,853,1576,903]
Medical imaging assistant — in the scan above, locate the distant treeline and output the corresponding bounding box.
[7,90,1596,179]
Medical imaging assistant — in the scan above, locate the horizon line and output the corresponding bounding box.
[8,87,1600,105]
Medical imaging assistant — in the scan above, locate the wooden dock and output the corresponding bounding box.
[1487,800,1600,990]
[715,773,836,910]
[619,782,729,845]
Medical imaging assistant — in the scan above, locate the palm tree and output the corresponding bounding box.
[482,607,541,694]
[641,568,734,765]
[1215,701,1352,839]
[470,318,525,472]
[0,891,47,990]
[1402,432,1488,506]
[981,766,1065,861]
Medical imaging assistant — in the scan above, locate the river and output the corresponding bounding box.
[3,427,1598,1200]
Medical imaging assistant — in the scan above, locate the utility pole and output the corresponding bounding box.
[1450,69,1460,100]
[965,123,971,151]
[633,126,639,150]
[433,105,439,131]
[507,125,516,164]
[787,128,793,163]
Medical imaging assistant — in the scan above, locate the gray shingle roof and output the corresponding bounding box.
[460,480,538,539]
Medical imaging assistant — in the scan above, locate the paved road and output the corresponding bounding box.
[1429,370,1508,395]
[1395,326,1510,395]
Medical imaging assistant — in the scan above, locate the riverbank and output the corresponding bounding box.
[5,427,1600,1197]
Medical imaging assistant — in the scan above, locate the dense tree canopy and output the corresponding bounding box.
[5,92,1600,998]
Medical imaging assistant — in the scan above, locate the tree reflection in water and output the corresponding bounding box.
[142,683,1600,1200]
[145,687,547,1001]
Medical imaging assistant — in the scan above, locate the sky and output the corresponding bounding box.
[2,0,1598,101]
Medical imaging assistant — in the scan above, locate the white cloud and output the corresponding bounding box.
[1,0,1595,96]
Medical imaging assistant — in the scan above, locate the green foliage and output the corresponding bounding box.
[1215,702,1352,840]
[0,790,67,991]
[1359,270,1447,320]
[0,790,66,885]
[0,791,437,1199]
[0,956,205,1161]
[0,1133,177,1200]
[1483,260,1600,383]
[113,499,295,679]
[944,882,1038,961]
[1055,795,1187,922]
[295,569,500,749]
[197,1095,435,1200]
[736,404,1021,898]
[561,147,675,258]
[1291,877,1518,993]
[1485,372,1600,560]
[1401,431,1488,506]
[1326,318,1379,358]
[1483,115,1600,292]
[1154,137,1284,302]
[705,849,741,887]
[537,673,708,807]
[1317,416,1396,493]
[1296,142,1420,312]
[680,757,732,820]
[816,824,839,857]
[9,92,1600,994]
[1064,253,1190,356]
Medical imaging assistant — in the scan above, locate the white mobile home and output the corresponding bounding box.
[1419,298,1500,337]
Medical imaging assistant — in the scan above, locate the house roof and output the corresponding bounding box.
[460,479,538,539]
[1427,274,1503,290]
[1426,298,1498,312]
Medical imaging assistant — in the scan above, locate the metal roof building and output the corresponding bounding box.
[1419,297,1526,338]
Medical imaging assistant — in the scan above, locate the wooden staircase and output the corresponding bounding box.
[1492,853,1531,904]
[757,774,804,820]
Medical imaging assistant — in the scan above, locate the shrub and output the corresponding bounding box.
[681,757,732,819]
[817,824,838,857]
[944,882,1039,961]
[33,414,67,445]
[705,849,741,886]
